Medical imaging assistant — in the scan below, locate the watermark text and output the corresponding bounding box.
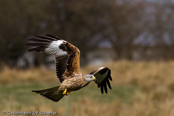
[2,111,57,115]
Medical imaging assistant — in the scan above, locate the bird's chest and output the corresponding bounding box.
[60,76,85,91]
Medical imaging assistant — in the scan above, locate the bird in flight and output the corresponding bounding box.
[26,34,112,102]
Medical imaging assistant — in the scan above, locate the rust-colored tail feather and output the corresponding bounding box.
[32,85,64,102]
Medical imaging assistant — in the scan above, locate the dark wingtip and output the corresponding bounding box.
[44,34,61,40]
[108,75,112,81]
[101,86,104,94]
[106,79,112,89]
[103,83,107,94]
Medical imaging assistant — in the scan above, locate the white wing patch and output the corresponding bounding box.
[45,40,68,56]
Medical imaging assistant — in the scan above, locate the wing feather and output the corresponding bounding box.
[106,78,112,89]
[103,81,107,93]
[90,67,112,94]
[101,85,104,94]
[55,55,68,82]
[26,34,81,83]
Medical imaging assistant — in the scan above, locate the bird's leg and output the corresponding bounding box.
[63,89,67,95]
[66,92,70,96]
[63,89,70,96]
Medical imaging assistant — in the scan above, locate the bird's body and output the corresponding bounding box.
[26,34,112,102]
[59,74,89,92]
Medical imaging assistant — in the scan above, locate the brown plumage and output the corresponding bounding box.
[26,34,112,102]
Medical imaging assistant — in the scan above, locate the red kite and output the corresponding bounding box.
[26,34,112,102]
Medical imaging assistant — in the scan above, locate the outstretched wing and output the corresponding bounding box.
[90,67,112,94]
[26,34,81,83]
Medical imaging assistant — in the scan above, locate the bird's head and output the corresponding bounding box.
[84,74,96,82]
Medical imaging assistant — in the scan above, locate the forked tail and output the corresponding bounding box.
[32,85,64,102]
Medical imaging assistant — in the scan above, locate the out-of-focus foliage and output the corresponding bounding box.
[0,0,174,67]
[0,0,50,66]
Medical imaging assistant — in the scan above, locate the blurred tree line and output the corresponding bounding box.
[0,0,174,68]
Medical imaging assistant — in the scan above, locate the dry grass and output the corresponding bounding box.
[0,66,57,84]
[1,61,174,116]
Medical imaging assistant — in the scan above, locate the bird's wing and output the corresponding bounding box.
[90,67,112,94]
[26,34,81,83]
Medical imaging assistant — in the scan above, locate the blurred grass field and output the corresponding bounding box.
[1,61,174,116]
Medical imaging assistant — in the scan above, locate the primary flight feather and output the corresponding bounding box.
[26,34,112,102]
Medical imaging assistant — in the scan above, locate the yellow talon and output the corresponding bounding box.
[66,92,70,96]
[63,89,70,96]
[63,89,67,95]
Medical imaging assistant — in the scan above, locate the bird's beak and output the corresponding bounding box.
[91,76,96,81]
